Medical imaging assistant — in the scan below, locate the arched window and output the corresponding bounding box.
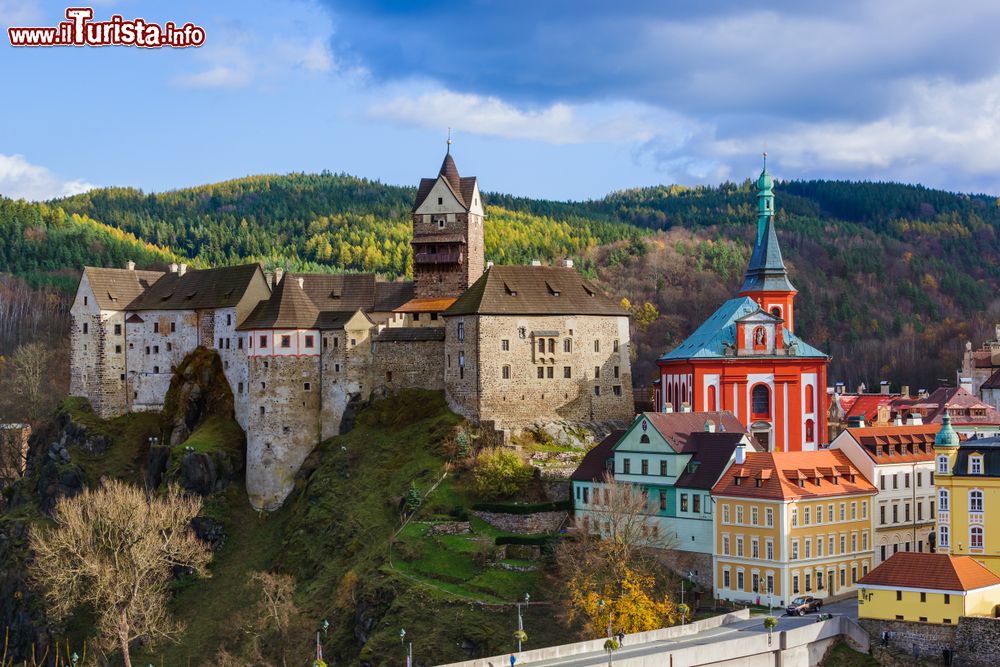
[805,419,815,443]
[752,384,770,418]
[770,306,782,318]
[667,382,673,403]
[939,525,949,547]
[537,338,545,354]
[681,382,687,406]
[939,488,949,512]
[707,385,717,411]
[548,338,555,354]
[971,526,984,549]
[805,385,814,413]
[640,434,650,444]
[970,489,984,512]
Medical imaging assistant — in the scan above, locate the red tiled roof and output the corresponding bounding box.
[844,394,898,420]
[394,297,458,313]
[712,450,875,500]
[983,369,1000,390]
[845,424,940,463]
[859,552,1000,591]
[893,387,1000,426]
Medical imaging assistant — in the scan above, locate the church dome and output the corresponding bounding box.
[934,412,960,448]
[757,167,773,192]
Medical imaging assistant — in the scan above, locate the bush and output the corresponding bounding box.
[472,448,533,499]
[472,500,571,514]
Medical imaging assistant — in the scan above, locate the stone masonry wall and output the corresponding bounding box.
[371,339,445,396]
[954,616,1000,666]
[69,274,130,418]
[445,314,634,428]
[472,510,568,534]
[246,354,321,510]
[412,208,485,299]
[653,548,716,593]
[126,309,200,411]
[859,618,957,663]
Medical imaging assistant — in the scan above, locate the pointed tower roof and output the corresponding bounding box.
[412,141,479,212]
[934,413,961,448]
[739,156,796,293]
[238,274,320,329]
[439,151,462,195]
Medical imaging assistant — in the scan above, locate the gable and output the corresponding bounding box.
[414,176,467,215]
[614,414,676,454]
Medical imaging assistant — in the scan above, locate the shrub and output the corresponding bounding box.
[472,448,532,499]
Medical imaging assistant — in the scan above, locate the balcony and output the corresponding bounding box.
[414,249,463,265]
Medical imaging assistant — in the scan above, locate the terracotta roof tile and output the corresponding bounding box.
[571,430,625,482]
[712,450,875,500]
[859,552,1000,591]
[394,297,458,313]
[238,275,319,329]
[374,281,415,312]
[845,424,940,463]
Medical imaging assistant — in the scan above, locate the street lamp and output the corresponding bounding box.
[321,618,329,636]
[71,653,79,667]
[515,593,530,652]
[400,629,412,667]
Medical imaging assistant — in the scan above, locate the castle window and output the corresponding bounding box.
[84,296,88,305]
[280,335,291,348]
[594,366,600,379]
[170,322,176,333]
[614,366,620,379]
[225,338,231,349]
[431,313,438,320]
[502,365,511,379]
[238,382,243,393]
[613,340,619,353]
[334,337,339,348]
[564,366,572,379]
[261,382,266,390]
[594,386,601,396]
[594,340,601,353]
[537,338,545,353]
[219,337,224,348]
[153,366,160,373]
[537,367,544,379]
[283,426,290,434]
[260,336,268,348]
[226,314,232,326]
[260,406,265,416]
[115,345,122,354]
[239,337,244,349]
[129,343,134,349]
[547,367,554,379]
[120,374,125,381]
[751,384,770,418]
[613,386,622,396]
[438,218,445,229]
[501,339,510,351]
[437,197,443,205]
[224,360,229,369]
[350,338,356,347]
[154,322,159,333]
[545,339,554,354]
[335,364,340,372]
[564,339,572,353]
[305,335,315,348]
[413,313,420,321]
[83,323,89,334]
[304,382,311,391]
[114,324,122,335]
[458,322,465,341]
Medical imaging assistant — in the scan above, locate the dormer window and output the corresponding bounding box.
[970,454,983,475]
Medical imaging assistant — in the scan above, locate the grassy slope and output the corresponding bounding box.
[821,640,879,667]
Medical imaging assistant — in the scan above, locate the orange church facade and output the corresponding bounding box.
[656,159,829,452]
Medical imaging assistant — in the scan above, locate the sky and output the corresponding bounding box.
[2,0,1000,201]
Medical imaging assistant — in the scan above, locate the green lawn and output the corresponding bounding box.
[821,641,879,667]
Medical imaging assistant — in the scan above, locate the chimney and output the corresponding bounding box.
[662,403,674,413]
[901,385,910,398]
[847,415,864,428]
[835,381,846,394]
[681,402,692,413]
[126,260,136,271]
[735,443,746,465]
[857,383,866,394]
[561,259,574,268]
[274,267,284,287]
[705,419,716,433]
[960,377,974,393]
[297,276,304,289]
[530,260,542,267]
[178,263,187,276]
[880,381,890,395]
[893,416,904,426]
[907,412,924,426]
[169,262,179,274]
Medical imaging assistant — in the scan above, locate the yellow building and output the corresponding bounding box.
[858,552,1000,624]
[712,449,876,606]
[933,414,1000,575]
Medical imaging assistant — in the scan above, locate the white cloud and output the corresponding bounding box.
[0,0,42,29]
[367,86,697,145]
[0,154,94,201]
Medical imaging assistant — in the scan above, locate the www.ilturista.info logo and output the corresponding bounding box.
[8,7,205,48]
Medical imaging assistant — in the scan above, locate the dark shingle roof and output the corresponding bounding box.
[238,275,319,330]
[893,387,1000,426]
[739,215,796,293]
[951,436,1000,476]
[675,432,748,489]
[571,430,626,482]
[642,411,748,452]
[412,152,478,211]
[298,274,376,312]
[443,265,624,317]
[982,368,1000,390]
[373,327,446,343]
[128,264,263,311]
[374,281,415,311]
[83,267,164,310]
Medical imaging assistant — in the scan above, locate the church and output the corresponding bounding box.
[655,158,829,452]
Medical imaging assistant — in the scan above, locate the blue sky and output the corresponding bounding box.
[2,0,1000,201]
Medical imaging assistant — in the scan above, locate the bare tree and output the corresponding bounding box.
[249,571,300,667]
[9,342,50,422]
[29,480,211,667]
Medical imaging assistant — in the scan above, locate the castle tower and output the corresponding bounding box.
[738,154,798,332]
[410,140,485,299]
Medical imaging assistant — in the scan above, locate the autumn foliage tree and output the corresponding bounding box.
[555,474,679,636]
[29,480,211,667]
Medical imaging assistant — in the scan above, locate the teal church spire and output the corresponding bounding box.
[756,152,774,244]
[934,412,960,448]
[739,153,795,295]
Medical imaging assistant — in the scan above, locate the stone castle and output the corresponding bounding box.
[69,148,635,509]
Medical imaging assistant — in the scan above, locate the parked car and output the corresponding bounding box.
[785,596,822,616]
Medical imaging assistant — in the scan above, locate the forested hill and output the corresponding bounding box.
[3,173,998,392]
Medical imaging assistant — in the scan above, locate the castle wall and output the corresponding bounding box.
[371,339,445,396]
[125,309,200,412]
[69,274,130,417]
[445,314,634,428]
[213,308,249,429]
[245,351,321,510]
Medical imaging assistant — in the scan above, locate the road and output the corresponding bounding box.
[518,599,859,667]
